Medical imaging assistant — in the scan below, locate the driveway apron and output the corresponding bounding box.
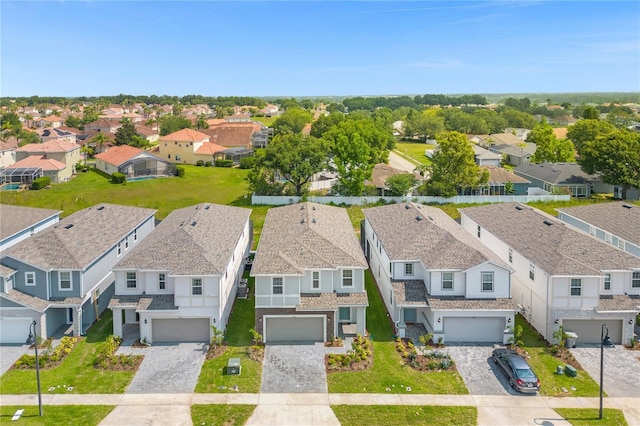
[0,345,29,376]
[261,344,328,393]
[446,344,516,395]
[122,343,207,394]
[570,345,640,398]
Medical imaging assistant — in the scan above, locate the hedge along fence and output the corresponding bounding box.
[214,159,233,168]
[31,176,51,190]
[176,166,185,177]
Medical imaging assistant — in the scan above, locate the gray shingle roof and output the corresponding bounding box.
[251,202,368,275]
[298,292,368,310]
[514,162,599,185]
[114,203,251,275]
[393,280,428,306]
[108,294,177,311]
[460,203,640,275]
[0,204,60,241]
[2,289,50,312]
[363,203,510,270]
[3,204,156,270]
[557,202,640,247]
[597,294,640,311]
[0,264,17,278]
[427,296,518,310]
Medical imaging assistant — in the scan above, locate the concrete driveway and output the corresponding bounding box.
[120,343,208,394]
[0,345,29,376]
[446,344,529,396]
[570,345,640,398]
[261,343,328,393]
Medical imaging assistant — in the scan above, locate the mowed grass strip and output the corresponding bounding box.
[554,408,628,426]
[395,141,436,165]
[327,271,468,394]
[0,405,114,425]
[191,404,256,426]
[332,405,476,426]
[0,311,135,394]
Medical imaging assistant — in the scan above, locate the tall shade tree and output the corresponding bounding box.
[272,108,313,135]
[114,118,137,146]
[404,110,445,141]
[529,118,575,163]
[195,114,209,130]
[160,115,193,136]
[384,173,417,196]
[579,130,640,199]
[331,132,372,196]
[324,117,395,165]
[261,133,328,196]
[566,119,616,153]
[421,131,489,197]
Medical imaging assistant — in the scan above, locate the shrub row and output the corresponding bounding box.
[94,335,141,370]
[13,336,78,369]
[31,176,50,190]
[326,335,372,369]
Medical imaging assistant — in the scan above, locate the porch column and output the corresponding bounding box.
[397,307,406,338]
[112,308,123,338]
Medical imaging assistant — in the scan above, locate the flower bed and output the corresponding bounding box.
[94,335,143,371]
[326,335,373,372]
[13,336,79,369]
[395,337,456,371]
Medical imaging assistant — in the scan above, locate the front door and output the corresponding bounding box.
[404,309,417,324]
[67,308,74,324]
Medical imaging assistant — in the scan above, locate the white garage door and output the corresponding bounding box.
[151,318,210,343]
[444,317,504,343]
[563,319,623,345]
[265,316,324,343]
[0,318,33,344]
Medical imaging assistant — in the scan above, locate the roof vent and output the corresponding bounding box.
[180,221,185,227]
[312,206,316,211]
[405,204,411,210]
[300,205,305,210]
[97,206,105,211]
[543,220,554,226]
[416,216,423,221]
[427,216,434,221]
[515,205,523,210]
[191,221,197,226]
[622,204,633,209]
[312,218,316,223]
[301,218,305,224]
[64,224,74,229]
[205,205,210,210]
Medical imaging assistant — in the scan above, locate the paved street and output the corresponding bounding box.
[388,151,419,173]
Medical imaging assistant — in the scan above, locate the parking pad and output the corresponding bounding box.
[261,344,328,393]
[446,344,516,395]
[570,345,640,398]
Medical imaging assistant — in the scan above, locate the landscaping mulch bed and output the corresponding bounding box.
[206,343,228,360]
[94,335,143,371]
[325,335,373,373]
[395,338,456,372]
[13,336,80,370]
[552,348,583,370]
[248,345,265,362]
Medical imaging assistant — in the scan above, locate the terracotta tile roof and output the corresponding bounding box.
[427,296,518,310]
[159,128,209,142]
[206,119,226,126]
[114,203,251,275]
[9,155,67,171]
[199,123,255,147]
[134,125,158,137]
[251,202,368,275]
[597,294,640,311]
[460,203,640,276]
[195,142,226,155]
[95,145,145,166]
[17,140,80,153]
[0,204,60,241]
[393,280,428,306]
[43,115,62,122]
[363,203,509,270]
[557,202,640,247]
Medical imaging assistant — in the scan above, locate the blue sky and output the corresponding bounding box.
[2,1,639,97]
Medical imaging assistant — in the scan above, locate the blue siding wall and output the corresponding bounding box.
[50,270,82,299]
[1,258,48,299]
[81,282,115,332]
[0,297,24,308]
[46,308,68,337]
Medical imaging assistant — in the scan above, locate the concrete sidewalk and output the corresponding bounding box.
[3,393,639,426]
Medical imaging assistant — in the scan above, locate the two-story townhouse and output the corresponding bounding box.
[158,128,226,165]
[557,202,640,259]
[109,204,252,343]
[0,205,60,252]
[363,203,516,344]
[0,204,156,344]
[14,140,82,183]
[460,202,640,345]
[251,202,369,343]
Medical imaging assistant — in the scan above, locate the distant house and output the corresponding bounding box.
[0,205,60,252]
[251,203,369,343]
[0,140,17,169]
[37,116,63,128]
[199,123,256,148]
[134,125,160,143]
[225,114,252,123]
[84,119,122,134]
[514,162,613,197]
[490,143,536,167]
[478,133,524,148]
[480,165,530,195]
[109,204,252,343]
[16,140,82,175]
[363,203,516,344]
[365,163,421,196]
[504,128,531,141]
[37,127,77,144]
[95,145,175,178]
[5,156,67,183]
[472,145,502,167]
[158,128,226,165]
[0,204,156,343]
[614,185,640,201]
[557,202,640,258]
[460,203,640,345]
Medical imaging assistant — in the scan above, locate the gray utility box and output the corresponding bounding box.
[227,358,241,375]
[565,331,578,348]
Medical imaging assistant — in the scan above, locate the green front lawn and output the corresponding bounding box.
[395,141,435,165]
[0,165,250,219]
[196,274,262,393]
[0,311,135,394]
[554,408,628,426]
[327,271,468,394]
[191,404,256,426]
[332,405,476,426]
[0,405,114,425]
[516,315,601,397]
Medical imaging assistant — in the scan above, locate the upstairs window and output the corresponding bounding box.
[342,270,353,287]
[158,273,166,290]
[59,271,72,291]
[272,277,283,295]
[25,272,36,286]
[529,263,535,280]
[404,263,413,276]
[442,272,453,290]
[192,278,203,295]
[312,271,320,289]
[604,273,611,291]
[570,278,582,296]
[481,272,494,292]
[633,272,640,288]
[117,242,122,256]
[477,225,481,238]
[508,248,513,263]
[126,272,137,289]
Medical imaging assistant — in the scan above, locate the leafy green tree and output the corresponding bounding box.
[385,173,417,196]
[605,108,634,129]
[420,131,489,197]
[566,119,616,153]
[82,105,100,124]
[530,119,575,163]
[160,115,193,136]
[64,115,83,130]
[261,133,328,196]
[331,132,372,196]
[195,114,209,130]
[581,105,600,120]
[246,151,287,195]
[272,108,313,135]
[310,113,345,138]
[90,133,111,154]
[324,117,395,165]
[579,130,640,199]
[473,109,507,134]
[404,110,445,141]
[16,130,40,146]
[114,118,137,146]
[499,109,537,129]
[1,112,21,131]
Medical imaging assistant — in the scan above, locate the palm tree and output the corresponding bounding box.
[90,133,110,154]
[24,114,33,128]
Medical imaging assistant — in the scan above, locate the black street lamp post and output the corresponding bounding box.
[599,323,613,420]
[26,320,43,417]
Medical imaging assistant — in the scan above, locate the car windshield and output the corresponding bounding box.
[516,368,536,379]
